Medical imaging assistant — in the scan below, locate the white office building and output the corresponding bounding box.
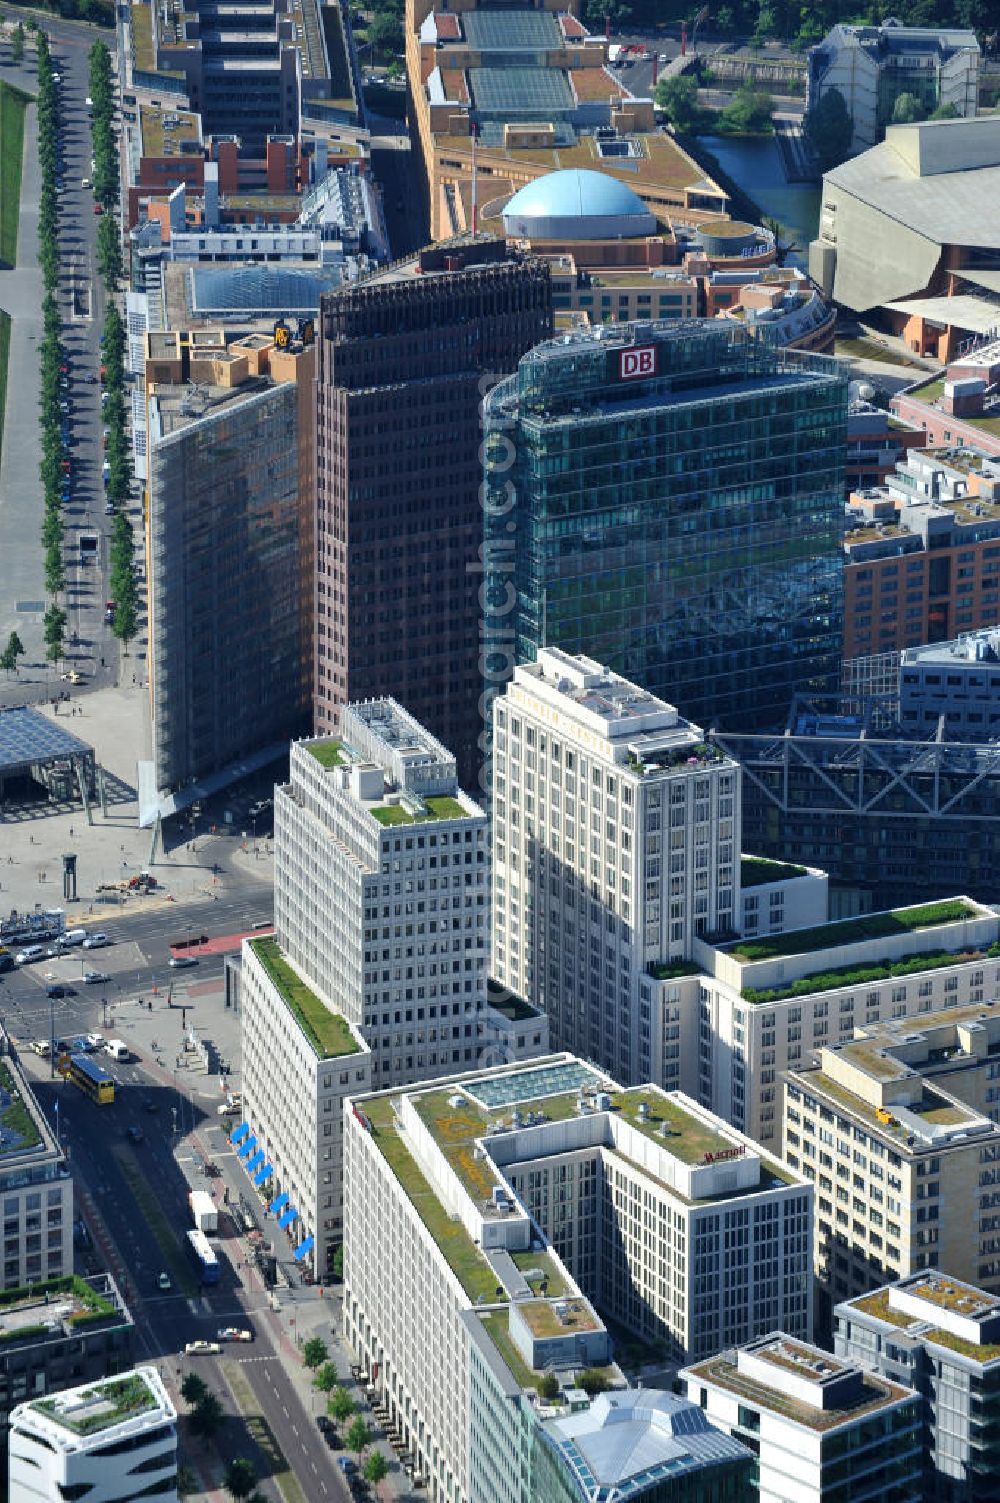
[683,1333,922,1503]
[492,649,740,1086]
[343,1055,813,1502]
[0,1042,72,1291]
[241,699,546,1277]
[8,1366,177,1502]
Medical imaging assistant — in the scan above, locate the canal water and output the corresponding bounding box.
[694,134,821,268]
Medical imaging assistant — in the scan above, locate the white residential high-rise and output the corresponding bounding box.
[241,698,548,1277]
[343,1055,813,1502]
[491,649,740,1085]
[8,1366,177,1503]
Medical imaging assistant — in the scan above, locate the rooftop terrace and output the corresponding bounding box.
[34,1373,159,1437]
[248,938,360,1059]
[848,1282,1000,1364]
[729,899,979,963]
[685,1351,910,1432]
[0,1059,42,1156]
[0,1275,120,1344]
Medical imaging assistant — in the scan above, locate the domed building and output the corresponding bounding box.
[502,168,657,242]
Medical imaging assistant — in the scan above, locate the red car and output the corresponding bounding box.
[93,203,103,215]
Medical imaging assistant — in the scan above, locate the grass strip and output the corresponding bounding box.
[223,1361,308,1503]
[0,83,30,266]
[111,1147,199,1298]
[0,311,9,468]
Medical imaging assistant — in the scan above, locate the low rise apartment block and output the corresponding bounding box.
[9,1366,176,1503]
[682,1332,922,1503]
[785,1035,1000,1321]
[343,1056,812,1502]
[836,1270,1000,1502]
[900,627,1000,738]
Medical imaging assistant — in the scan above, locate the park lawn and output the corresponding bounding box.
[0,82,30,267]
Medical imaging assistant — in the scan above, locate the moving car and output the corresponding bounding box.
[82,970,109,985]
[156,1272,171,1291]
[168,955,198,968]
[185,1340,221,1356]
[218,1327,253,1343]
[82,933,110,949]
[86,1032,103,1049]
[57,929,87,948]
[46,984,71,999]
[59,671,84,685]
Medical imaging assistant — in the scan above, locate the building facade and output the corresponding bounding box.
[492,650,740,1087]
[343,1056,812,1503]
[0,1049,71,1291]
[807,22,980,154]
[482,319,848,744]
[844,447,1000,659]
[146,339,314,796]
[900,628,1000,738]
[836,1271,1000,1503]
[8,1367,177,1503]
[314,243,552,791]
[785,1038,1000,1322]
[682,1333,922,1503]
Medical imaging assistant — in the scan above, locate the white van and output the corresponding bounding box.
[104,1040,130,1061]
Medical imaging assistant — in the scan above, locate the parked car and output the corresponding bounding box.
[15,947,45,965]
[82,970,109,985]
[82,932,110,949]
[93,202,103,215]
[80,176,91,188]
[57,929,87,948]
[168,955,198,969]
[86,1032,103,1049]
[46,984,69,999]
[185,1340,221,1356]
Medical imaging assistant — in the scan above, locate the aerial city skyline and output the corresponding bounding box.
[0,0,1000,1500]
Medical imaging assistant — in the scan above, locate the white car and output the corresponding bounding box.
[15,947,45,966]
[82,933,109,949]
[80,176,91,189]
[185,1340,221,1356]
[168,955,198,969]
[86,1033,103,1050]
[58,929,87,948]
[82,970,109,985]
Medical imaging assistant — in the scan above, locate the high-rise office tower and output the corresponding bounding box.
[314,240,552,791]
[492,649,740,1086]
[482,319,848,743]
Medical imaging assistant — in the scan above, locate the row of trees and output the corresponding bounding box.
[303,1336,389,1485]
[88,42,118,217]
[35,30,69,667]
[655,73,774,136]
[177,1374,265,1500]
[101,304,138,647]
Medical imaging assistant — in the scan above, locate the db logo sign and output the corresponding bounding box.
[619,346,656,381]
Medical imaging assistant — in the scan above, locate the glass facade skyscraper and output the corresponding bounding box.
[482,320,848,742]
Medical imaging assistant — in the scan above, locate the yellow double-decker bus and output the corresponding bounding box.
[68,1054,115,1106]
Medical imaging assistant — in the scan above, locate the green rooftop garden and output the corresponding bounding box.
[370,795,468,826]
[740,856,808,888]
[249,938,359,1059]
[648,960,702,982]
[730,900,978,964]
[852,1288,1000,1363]
[479,1309,545,1390]
[306,739,345,769]
[0,1275,116,1341]
[510,1248,569,1299]
[742,942,997,1005]
[36,1373,156,1435]
[611,1089,733,1165]
[364,1095,505,1305]
[0,1060,41,1153]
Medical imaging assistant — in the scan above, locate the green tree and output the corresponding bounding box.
[719,82,773,134]
[43,604,66,663]
[537,1373,560,1400]
[177,1464,198,1497]
[805,86,853,172]
[190,1391,224,1438]
[303,1335,329,1370]
[655,74,700,133]
[44,541,65,597]
[577,1369,612,1397]
[0,631,25,673]
[313,1362,338,1393]
[891,90,925,124]
[346,1416,372,1452]
[180,1372,208,1408]
[930,100,959,120]
[223,1458,257,1500]
[365,9,403,56]
[113,595,138,653]
[11,23,25,64]
[96,215,122,289]
[331,1243,344,1281]
[363,1451,390,1485]
[329,1386,356,1423]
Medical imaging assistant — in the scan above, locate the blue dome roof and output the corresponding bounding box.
[502,169,657,240]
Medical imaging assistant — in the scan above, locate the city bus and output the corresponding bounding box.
[186,1228,220,1286]
[68,1054,115,1106]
